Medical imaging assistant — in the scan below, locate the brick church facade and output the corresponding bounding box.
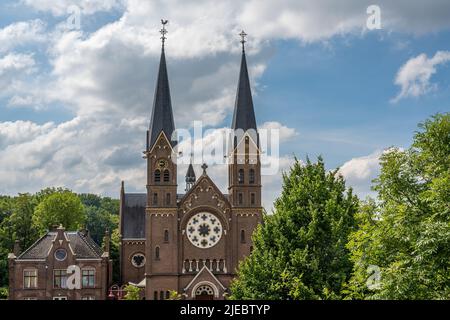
[119,29,262,300]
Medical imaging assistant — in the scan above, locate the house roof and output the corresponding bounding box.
[17,231,103,260]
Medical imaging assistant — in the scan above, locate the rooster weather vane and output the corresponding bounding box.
[160,19,168,47]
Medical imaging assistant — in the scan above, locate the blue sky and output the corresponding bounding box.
[0,0,449,209]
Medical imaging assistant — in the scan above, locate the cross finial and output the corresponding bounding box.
[239,30,247,52]
[201,163,208,174]
[160,19,169,48]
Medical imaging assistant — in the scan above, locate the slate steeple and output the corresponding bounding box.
[231,30,257,133]
[148,20,176,149]
[185,162,196,191]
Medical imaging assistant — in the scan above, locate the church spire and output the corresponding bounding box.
[231,30,257,133]
[148,19,176,149]
[185,161,196,191]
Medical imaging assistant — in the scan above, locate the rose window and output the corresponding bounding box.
[186,212,223,249]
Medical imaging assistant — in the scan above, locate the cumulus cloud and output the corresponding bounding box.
[0,20,46,53]
[260,121,298,142]
[392,51,450,102]
[338,150,383,198]
[0,53,35,75]
[21,0,124,16]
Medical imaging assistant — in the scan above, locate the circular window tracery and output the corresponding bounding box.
[131,253,146,268]
[195,285,214,296]
[186,212,223,249]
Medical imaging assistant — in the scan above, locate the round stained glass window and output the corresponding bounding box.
[186,212,223,249]
[54,248,67,261]
[131,253,146,268]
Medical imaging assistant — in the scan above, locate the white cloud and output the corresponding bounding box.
[0,53,35,75]
[260,121,298,142]
[0,20,46,53]
[21,0,124,16]
[338,150,383,198]
[392,51,450,102]
[0,121,54,148]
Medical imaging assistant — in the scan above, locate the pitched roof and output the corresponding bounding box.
[17,231,103,260]
[122,193,146,239]
[231,49,257,133]
[148,48,176,149]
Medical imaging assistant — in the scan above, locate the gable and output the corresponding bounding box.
[179,174,230,216]
[184,265,226,292]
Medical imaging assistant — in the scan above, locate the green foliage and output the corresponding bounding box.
[0,287,8,299]
[230,157,359,299]
[347,113,450,299]
[123,284,141,300]
[168,290,182,300]
[33,190,86,233]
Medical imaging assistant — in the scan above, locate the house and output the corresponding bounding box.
[8,225,112,300]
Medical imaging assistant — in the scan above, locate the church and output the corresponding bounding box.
[119,25,262,300]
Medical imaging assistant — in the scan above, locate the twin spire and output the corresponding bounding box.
[148,21,257,152]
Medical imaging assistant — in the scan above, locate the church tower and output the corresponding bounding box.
[144,21,179,298]
[228,31,262,209]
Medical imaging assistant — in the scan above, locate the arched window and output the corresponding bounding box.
[155,246,160,260]
[154,169,161,183]
[238,193,243,205]
[152,193,158,205]
[154,291,158,300]
[250,193,256,205]
[165,291,170,299]
[240,230,246,243]
[160,291,164,300]
[163,169,170,182]
[164,230,169,243]
[249,169,255,184]
[238,169,244,184]
[165,193,171,205]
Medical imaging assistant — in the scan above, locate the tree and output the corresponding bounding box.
[80,194,119,244]
[33,190,86,233]
[230,157,358,299]
[123,284,141,300]
[347,113,450,299]
[9,194,39,251]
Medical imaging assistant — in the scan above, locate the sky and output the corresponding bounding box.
[0,0,449,210]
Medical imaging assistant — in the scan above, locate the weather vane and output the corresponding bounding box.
[160,19,168,47]
[239,30,247,51]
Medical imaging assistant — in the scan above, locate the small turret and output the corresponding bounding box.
[185,163,196,191]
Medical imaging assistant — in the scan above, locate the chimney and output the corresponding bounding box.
[104,229,110,254]
[13,240,21,256]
